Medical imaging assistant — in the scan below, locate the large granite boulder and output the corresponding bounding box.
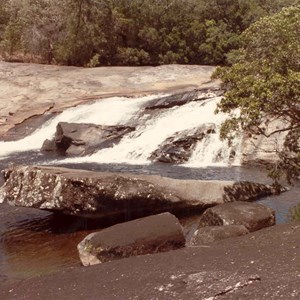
[150,125,216,163]
[189,225,249,246]
[78,212,185,266]
[198,201,276,232]
[0,165,278,218]
[41,122,134,156]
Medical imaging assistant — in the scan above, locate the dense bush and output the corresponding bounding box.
[0,0,298,66]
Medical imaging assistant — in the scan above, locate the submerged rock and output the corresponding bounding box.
[150,124,216,163]
[189,225,249,246]
[0,165,278,218]
[198,201,276,232]
[78,212,185,266]
[41,122,134,156]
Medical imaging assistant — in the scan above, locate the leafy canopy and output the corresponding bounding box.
[214,5,300,183]
[0,0,297,66]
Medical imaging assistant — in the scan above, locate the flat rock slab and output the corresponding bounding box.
[198,201,276,232]
[1,222,300,300]
[0,165,276,218]
[78,212,185,266]
[0,62,219,139]
[189,225,249,246]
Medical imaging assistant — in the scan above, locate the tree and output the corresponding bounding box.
[0,0,298,65]
[214,6,300,184]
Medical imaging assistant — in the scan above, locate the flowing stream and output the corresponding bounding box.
[0,93,299,284]
[0,94,241,166]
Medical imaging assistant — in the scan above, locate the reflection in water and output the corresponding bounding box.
[0,160,300,283]
[0,204,108,283]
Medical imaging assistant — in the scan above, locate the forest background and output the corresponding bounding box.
[0,0,297,67]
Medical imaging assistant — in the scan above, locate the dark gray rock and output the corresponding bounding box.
[198,201,276,232]
[2,222,300,300]
[41,122,134,156]
[78,212,185,266]
[145,88,223,110]
[0,166,277,218]
[150,124,216,163]
[189,225,249,246]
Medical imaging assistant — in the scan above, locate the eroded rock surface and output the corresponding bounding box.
[41,122,134,156]
[78,212,185,266]
[0,165,276,218]
[150,124,216,163]
[198,201,276,232]
[189,225,249,246]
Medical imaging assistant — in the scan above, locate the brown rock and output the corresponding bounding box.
[198,201,275,232]
[77,212,185,266]
[189,225,249,246]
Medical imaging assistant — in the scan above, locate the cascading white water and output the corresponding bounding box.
[0,95,156,159]
[0,93,242,166]
[61,96,242,166]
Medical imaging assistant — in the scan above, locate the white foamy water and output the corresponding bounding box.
[184,129,242,167]
[0,96,156,159]
[0,93,242,167]
[62,97,242,166]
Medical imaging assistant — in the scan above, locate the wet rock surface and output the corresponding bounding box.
[1,222,300,299]
[145,88,223,110]
[41,122,134,156]
[198,201,276,232]
[150,124,216,163]
[0,165,277,218]
[78,213,185,266]
[189,225,249,246]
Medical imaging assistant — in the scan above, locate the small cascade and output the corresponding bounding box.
[184,130,242,167]
[0,92,242,167]
[0,96,155,158]
[62,96,242,166]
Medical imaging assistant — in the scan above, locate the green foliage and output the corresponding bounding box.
[116,47,150,65]
[0,0,298,65]
[214,6,300,183]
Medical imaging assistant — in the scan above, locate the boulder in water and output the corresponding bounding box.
[77,212,185,266]
[198,201,276,232]
[0,165,278,219]
[41,122,134,156]
[150,124,216,163]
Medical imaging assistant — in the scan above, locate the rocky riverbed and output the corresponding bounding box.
[0,62,299,299]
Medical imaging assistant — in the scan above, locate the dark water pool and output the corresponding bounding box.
[0,151,300,284]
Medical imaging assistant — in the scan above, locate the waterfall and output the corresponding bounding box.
[0,93,242,167]
[0,95,156,158]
